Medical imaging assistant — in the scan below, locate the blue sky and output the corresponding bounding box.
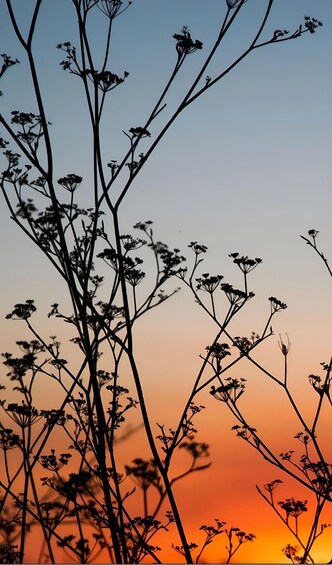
[1,1,331,344]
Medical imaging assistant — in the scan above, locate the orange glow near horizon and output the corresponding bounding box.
[1,316,332,563]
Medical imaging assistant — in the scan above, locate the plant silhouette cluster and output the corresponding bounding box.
[0,1,328,563]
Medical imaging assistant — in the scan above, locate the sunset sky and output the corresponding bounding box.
[1,1,332,562]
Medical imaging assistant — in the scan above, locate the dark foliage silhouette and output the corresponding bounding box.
[0,1,327,563]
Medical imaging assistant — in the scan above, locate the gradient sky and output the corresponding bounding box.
[1,1,332,562]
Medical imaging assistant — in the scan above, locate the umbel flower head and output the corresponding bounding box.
[57,173,82,192]
[225,0,248,8]
[173,26,203,57]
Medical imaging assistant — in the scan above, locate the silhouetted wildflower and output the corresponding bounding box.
[152,242,186,275]
[96,301,124,323]
[229,252,262,274]
[196,273,223,293]
[0,544,20,564]
[299,459,332,496]
[10,111,49,154]
[173,26,202,57]
[133,220,153,232]
[2,351,34,380]
[6,299,36,320]
[125,458,160,491]
[280,450,294,461]
[232,424,257,441]
[126,160,139,173]
[221,283,252,304]
[57,173,82,192]
[188,241,207,255]
[308,228,319,238]
[172,542,198,557]
[0,53,20,77]
[282,544,302,563]
[120,234,146,251]
[225,0,248,8]
[200,519,226,537]
[94,69,128,92]
[0,428,20,450]
[7,402,41,427]
[98,0,132,20]
[304,16,323,33]
[180,438,209,462]
[40,449,72,471]
[41,409,67,427]
[211,377,246,403]
[308,367,332,404]
[156,424,176,452]
[0,136,9,148]
[206,342,231,363]
[233,335,253,355]
[264,479,283,494]
[294,431,311,445]
[125,268,145,286]
[278,498,308,519]
[279,333,291,355]
[231,527,255,543]
[269,296,287,313]
[129,126,150,138]
[98,247,118,269]
[107,159,119,176]
[306,228,319,249]
[57,42,78,74]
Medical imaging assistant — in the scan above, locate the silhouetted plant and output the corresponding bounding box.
[0,1,325,563]
[203,230,331,563]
